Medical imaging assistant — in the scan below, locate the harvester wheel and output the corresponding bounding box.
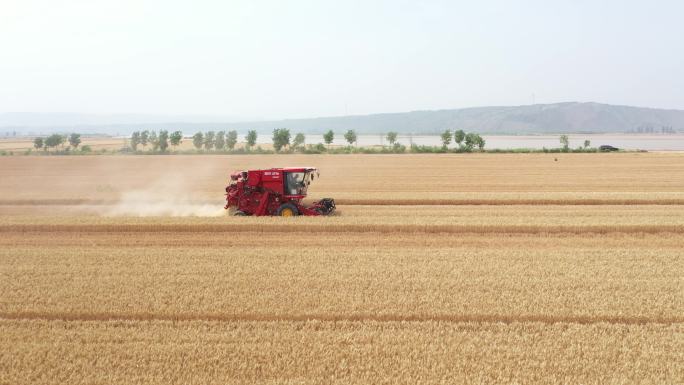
[234,210,247,216]
[276,203,299,217]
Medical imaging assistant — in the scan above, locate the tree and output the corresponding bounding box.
[386,131,398,146]
[440,129,452,148]
[44,134,64,151]
[147,131,159,151]
[323,130,334,148]
[204,131,215,150]
[140,130,150,150]
[584,139,591,149]
[272,128,291,151]
[292,133,305,149]
[344,130,357,146]
[130,131,141,151]
[453,130,465,146]
[246,130,257,149]
[157,130,169,152]
[214,131,226,150]
[68,133,81,150]
[33,137,44,150]
[169,131,183,149]
[560,135,569,151]
[475,134,486,151]
[464,133,478,151]
[192,132,204,150]
[226,130,238,150]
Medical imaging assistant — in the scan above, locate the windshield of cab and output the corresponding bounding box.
[285,172,308,195]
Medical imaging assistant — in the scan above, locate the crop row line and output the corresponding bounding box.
[1,311,682,325]
[3,199,684,206]
[3,224,684,234]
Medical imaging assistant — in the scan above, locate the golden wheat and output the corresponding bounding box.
[1,320,682,385]
[1,232,682,321]
[1,153,683,383]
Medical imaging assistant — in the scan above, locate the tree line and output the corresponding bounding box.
[26,130,603,156]
[129,130,182,152]
[190,130,257,151]
[29,129,487,154]
[270,128,487,153]
[439,130,485,151]
[32,133,85,152]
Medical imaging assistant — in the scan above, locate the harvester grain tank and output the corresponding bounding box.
[224,167,335,216]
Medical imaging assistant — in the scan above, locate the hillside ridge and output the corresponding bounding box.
[2,102,683,135]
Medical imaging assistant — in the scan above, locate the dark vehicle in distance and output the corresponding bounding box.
[599,145,619,152]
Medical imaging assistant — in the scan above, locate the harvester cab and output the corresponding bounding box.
[225,167,335,216]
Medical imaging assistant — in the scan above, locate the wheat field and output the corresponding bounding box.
[1,153,683,384]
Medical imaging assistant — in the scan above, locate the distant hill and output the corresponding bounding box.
[221,102,684,135]
[2,102,683,135]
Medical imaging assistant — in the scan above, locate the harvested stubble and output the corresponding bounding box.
[1,153,683,384]
[4,204,684,228]
[2,153,684,202]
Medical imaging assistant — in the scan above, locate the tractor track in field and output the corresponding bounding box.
[3,224,684,235]
[337,199,684,206]
[1,311,682,326]
[3,198,684,206]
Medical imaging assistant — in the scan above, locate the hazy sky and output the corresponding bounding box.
[1,0,683,119]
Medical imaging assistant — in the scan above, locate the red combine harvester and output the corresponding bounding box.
[225,167,336,216]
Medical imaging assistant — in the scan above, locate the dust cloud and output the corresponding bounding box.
[102,174,227,217]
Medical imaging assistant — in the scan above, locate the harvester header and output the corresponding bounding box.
[225,167,335,216]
